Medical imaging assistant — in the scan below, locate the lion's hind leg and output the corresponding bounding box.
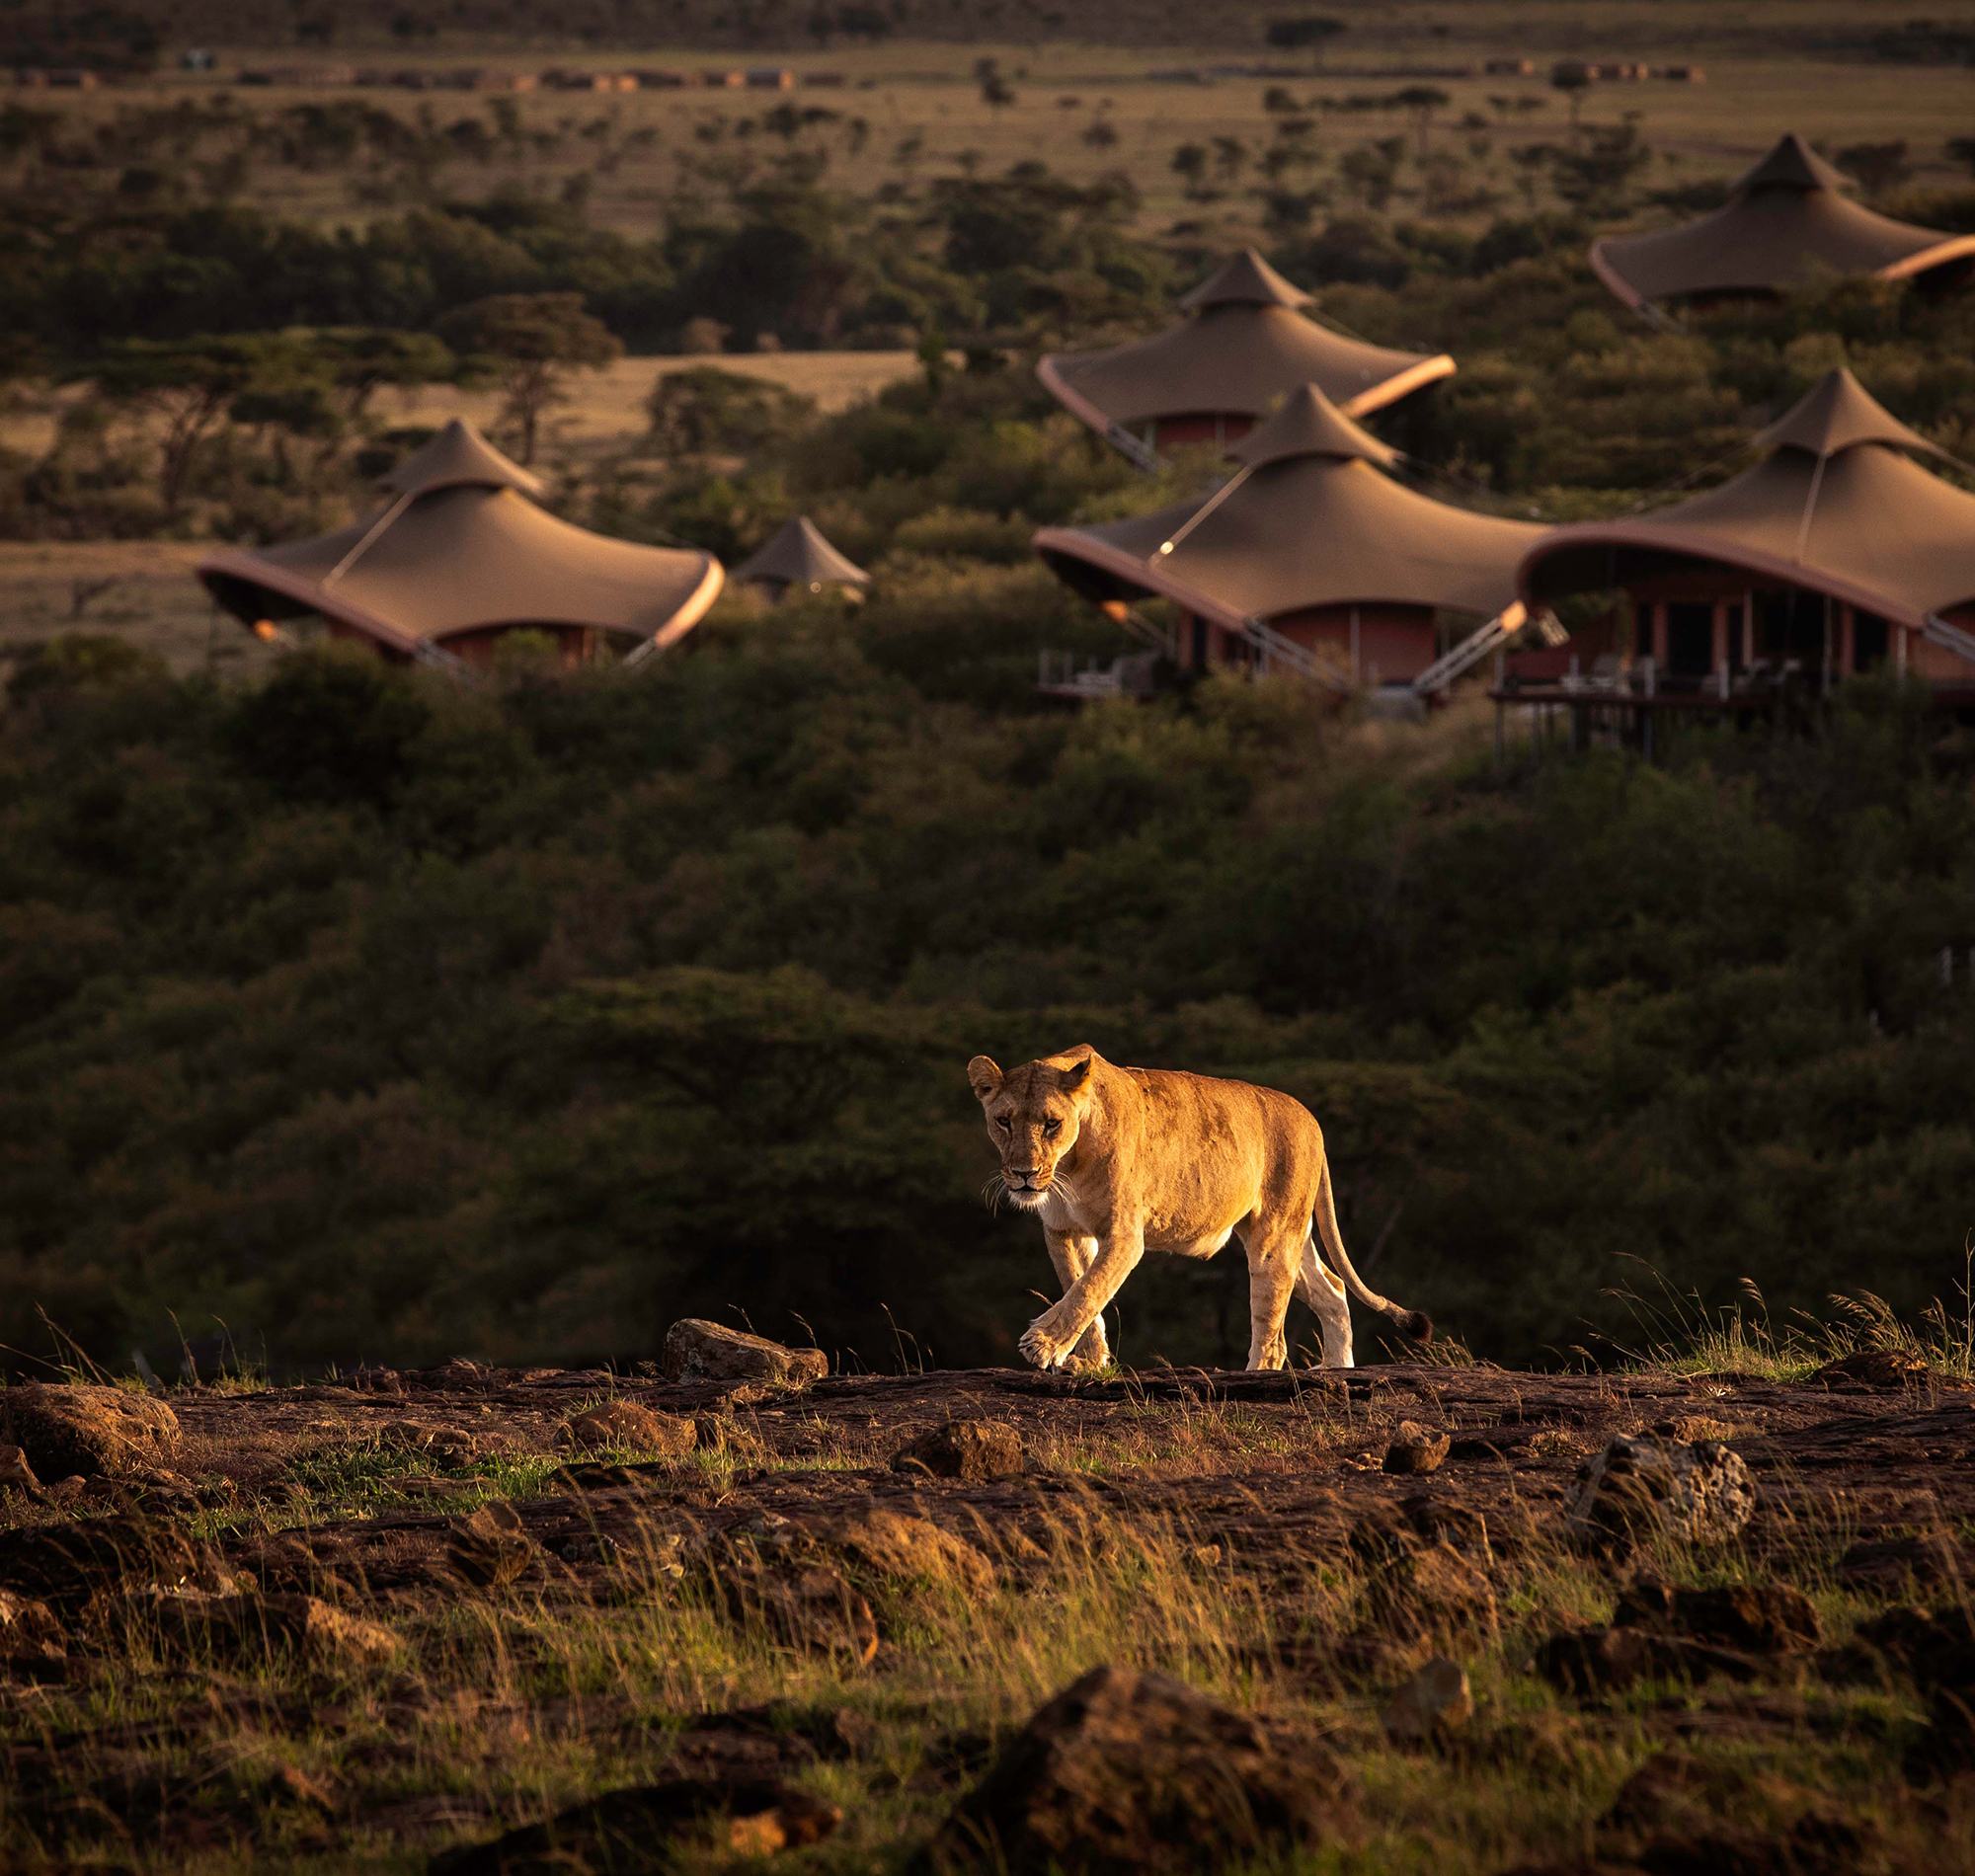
[1239,1224,1303,1371]
[1296,1230,1355,1370]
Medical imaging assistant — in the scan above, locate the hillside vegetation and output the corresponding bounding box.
[4,596,1973,1376]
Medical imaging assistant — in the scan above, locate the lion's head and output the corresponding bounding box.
[967,1049,1094,1211]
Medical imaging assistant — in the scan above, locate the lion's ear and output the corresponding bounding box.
[967,1055,1003,1102]
[1056,1055,1092,1092]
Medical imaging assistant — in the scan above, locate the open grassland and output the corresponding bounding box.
[24,8,1975,243]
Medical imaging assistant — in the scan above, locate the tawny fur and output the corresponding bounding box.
[968,1045,1431,1372]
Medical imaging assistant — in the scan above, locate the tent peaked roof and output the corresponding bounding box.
[1038,258,1455,442]
[1229,383,1400,470]
[1754,367,1944,461]
[379,419,545,500]
[1518,376,1975,633]
[1733,132,1852,195]
[1589,133,1975,311]
[1035,425,1540,631]
[735,515,869,587]
[197,462,721,661]
[1176,247,1312,313]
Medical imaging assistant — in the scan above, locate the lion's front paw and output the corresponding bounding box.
[1020,1316,1075,1371]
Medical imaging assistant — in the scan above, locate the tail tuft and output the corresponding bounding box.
[1399,1309,1434,1344]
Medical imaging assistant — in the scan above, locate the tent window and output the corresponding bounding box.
[1852,608,1889,673]
[1190,615,1209,669]
[1634,604,1653,661]
[1666,601,1713,677]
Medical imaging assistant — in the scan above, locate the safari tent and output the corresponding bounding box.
[1032,383,1543,692]
[1514,368,1975,701]
[733,515,869,597]
[1035,249,1456,468]
[1590,133,1975,314]
[197,420,725,671]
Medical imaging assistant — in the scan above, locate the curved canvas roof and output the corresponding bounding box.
[734,515,869,588]
[1519,369,1975,631]
[1591,132,1975,311]
[379,418,545,499]
[1037,248,1456,440]
[1034,381,1543,631]
[198,420,722,658]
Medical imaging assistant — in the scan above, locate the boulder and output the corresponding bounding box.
[431,1777,840,1876]
[661,1320,828,1388]
[0,1382,180,1480]
[893,1421,1024,1481]
[1565,1435,1755,1549]
[1382,1423,1451,1476]
[567,1399,697,1456]
[1381,1656,1471,1743]
[1353,1518,1496,1643]
[446,1502,541,1590]
[921,1665,1352,1874]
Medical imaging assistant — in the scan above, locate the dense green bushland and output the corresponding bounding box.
[3,620,1972,1378]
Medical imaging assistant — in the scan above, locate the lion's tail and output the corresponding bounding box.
[1312,1158,1432,1344]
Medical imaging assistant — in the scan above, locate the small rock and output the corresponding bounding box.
[351,1366,406,1395]
[1615,1581,1820,1654]
[920,1664,1353,1874]
[892,1420,1024,1481]
[155,1592,400,1668]
[752,1565,880,1664]
[1355,1520,1497,1643]
[1382,1423,1451,1476]
[1533,1624,1758,1695]
[661,1320,828,1388]
[1652,1415,1737,1443]
[1382,1656,1471,1743]
[804,1508,997,1602]
[567,1399,697,1456]
[0,1445,40,1496]
[0,1587,64,1662]
[0,1381,181,1480]
[446,1502,540,1590]
[376,1420,434,1447]
[1565,1435,1755,1550]
[431,1777,840,1876]
[1810,1348,1929,1388]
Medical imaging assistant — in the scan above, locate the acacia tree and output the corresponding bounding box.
[84,334,325,512]
[434,293,622,465]
[1393,85,1451,157]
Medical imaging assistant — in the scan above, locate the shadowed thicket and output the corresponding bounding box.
[1,620,1972,1375]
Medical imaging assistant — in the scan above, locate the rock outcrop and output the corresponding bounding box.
[661,1321,829,1387]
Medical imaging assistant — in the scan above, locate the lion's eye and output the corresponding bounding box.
[1043,1119,1061,1136]
[995,1117,1010,1132]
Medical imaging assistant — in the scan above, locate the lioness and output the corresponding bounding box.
[968,1045,1430,1371]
